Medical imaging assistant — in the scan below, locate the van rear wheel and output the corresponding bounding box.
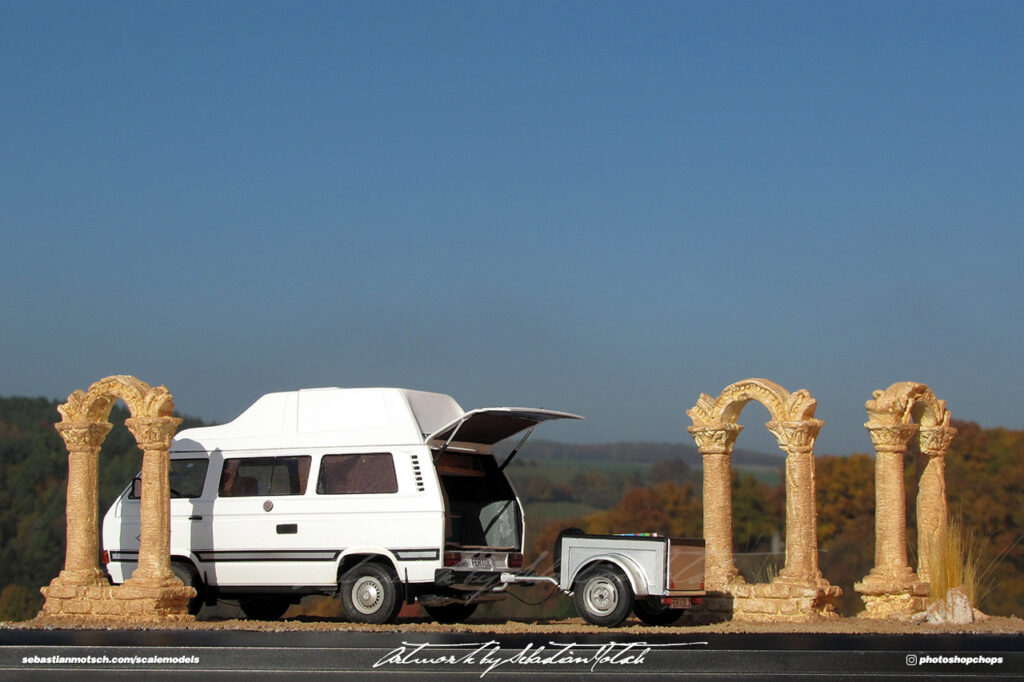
[340,563,403,624]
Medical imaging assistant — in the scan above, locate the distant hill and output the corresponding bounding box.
[513,439,784,468]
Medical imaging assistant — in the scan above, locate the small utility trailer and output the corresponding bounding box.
[502,530,705,627]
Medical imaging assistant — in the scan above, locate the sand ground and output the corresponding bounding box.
[7,614,1024,636]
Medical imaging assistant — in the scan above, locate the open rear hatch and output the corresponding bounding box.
[427,407,584,454]
[427,407,583,553]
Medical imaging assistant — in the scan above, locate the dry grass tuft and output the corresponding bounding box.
[927,516,987,605]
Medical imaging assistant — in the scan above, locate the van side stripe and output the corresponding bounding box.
[109,549,440,563]
[109,551,139,562]
[391,549,440,561]
[194,550,342,562]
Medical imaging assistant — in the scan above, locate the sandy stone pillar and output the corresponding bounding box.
[916,424,956,582]
[688,424,744,590]
[767,419,825,586]
[51,421,113,586]
[861,422,919,588]
[122,415,182,587]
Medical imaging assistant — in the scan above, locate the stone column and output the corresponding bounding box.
[766,419,824,586]
[50,421,113,586]
[916,424,956,582]
[122,415,182,588]
[860,423,918,588]
[687,424,743,590]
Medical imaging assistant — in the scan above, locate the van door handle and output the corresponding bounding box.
[276,524,298,535]
[188,515,203,521]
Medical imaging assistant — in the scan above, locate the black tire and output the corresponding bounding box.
[573,565,633,627]
[423,602,478,624]
[239,596,292,620]
[170,561,204,616]
[633,599,682,626]
[340,562,404,624]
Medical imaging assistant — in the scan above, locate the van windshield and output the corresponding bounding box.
[129,458,208,499]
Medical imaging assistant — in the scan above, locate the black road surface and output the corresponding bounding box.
[1,628,1021,680]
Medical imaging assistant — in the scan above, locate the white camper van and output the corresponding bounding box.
[102,387,581,623]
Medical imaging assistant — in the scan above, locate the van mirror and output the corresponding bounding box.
[130,476,142,499]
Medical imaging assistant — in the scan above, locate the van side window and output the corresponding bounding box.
[317,454,398,494]
[219,456,311,497]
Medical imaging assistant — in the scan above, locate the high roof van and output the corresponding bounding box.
[102,387,581,623]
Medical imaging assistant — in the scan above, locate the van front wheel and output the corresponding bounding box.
[170,561,204,616]
[239,596,292,621]
[340,563,403,624]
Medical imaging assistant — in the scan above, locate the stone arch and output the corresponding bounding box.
[689,378,818,427]
[687,379,839,621]
[40,375,194,620]
[855,381,957,618]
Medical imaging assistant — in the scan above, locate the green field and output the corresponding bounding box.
[523,501,600,521]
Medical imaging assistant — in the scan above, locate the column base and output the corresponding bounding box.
[44,568,108,590]
[39,580,195,621]
[854,567,929,619]
[729,577,842,622]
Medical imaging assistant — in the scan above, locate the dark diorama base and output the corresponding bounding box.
[2,617,1022,680]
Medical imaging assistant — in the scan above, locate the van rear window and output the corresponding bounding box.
[317,454,398,494]
[219,456,311,497]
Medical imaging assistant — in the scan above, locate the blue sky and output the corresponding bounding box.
[2,1,1022,456]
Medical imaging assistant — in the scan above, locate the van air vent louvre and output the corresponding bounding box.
[411,454,425,491]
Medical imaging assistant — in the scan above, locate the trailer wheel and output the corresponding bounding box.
[340,563,404,624]
[634,599,682,626]
[423,602,478,624]
[573,565,633,627]
[170,561,204,616]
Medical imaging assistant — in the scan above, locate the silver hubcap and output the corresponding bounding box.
[352,576,384,614]
[583,577,618,616]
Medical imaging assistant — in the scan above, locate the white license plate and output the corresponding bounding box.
[667,597,692,609]
[470,557,493,569]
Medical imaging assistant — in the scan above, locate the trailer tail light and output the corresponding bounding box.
[508,553,523,568]
[101,550,110,565]
[693,597,703,605]
[443,552,462,567]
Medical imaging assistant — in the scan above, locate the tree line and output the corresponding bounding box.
[0,396,1020,620]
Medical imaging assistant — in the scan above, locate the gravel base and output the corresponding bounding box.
[7,614,1024,635]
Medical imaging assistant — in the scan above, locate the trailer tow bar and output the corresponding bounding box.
[499,573,571,595]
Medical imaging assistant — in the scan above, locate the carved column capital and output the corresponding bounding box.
[766,419,823,454]
[125,416,182,451]
[687,424,744,455]
[54,421,112,452]
[918,425,957,457]
[864,422,919,453]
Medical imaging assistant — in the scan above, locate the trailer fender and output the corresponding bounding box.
[569,554,651,598]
